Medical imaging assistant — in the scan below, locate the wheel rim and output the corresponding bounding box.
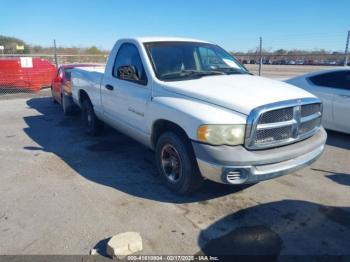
[160,144,182,183]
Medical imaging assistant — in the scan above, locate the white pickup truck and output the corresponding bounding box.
[71,37,327,194]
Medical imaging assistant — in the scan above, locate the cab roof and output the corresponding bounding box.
[131,36,211,44]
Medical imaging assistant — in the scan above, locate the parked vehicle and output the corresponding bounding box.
[306,60,315,65]
[327,61,337,65]
[71,37,327,194]
[272,59,287,65]
[51,64,99,115]
[0,57,56,92]
[286,68,350,134]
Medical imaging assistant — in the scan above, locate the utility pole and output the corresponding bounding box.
[258,37,263,76]
[53,39,58,68]
[344,31,350,67]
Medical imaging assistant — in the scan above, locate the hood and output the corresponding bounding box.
[162,74,315,115]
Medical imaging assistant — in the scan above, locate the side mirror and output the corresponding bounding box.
[117,65,140,81]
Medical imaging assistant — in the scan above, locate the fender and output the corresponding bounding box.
[147,96,247,141]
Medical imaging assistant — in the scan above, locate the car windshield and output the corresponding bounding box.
[144,41,249,81]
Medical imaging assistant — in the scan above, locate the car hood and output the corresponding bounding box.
[162,74,315,115]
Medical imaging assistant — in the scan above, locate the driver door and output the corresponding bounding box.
[101,43,150,133]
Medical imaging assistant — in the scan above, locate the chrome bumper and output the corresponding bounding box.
[193,128,327,185]
[196,144,324,184]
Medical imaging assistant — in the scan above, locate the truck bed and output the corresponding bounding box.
[71,66,105,108]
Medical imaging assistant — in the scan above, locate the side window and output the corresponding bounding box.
[113,43,147,85]
[309,71,350,90]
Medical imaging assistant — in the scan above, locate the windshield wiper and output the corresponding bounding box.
[216,67,250,75]
[161,70,225,80]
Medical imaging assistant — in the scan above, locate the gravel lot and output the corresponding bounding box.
[0,88,349,257]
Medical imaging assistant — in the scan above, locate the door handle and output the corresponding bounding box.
[105,84,114,91]
[338,94,350,98]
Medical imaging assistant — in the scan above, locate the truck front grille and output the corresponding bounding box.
[256,126,293,144]
[245,98,322,150]
[259,107,294,124]
[299,117,322,134]
[301,103,321,117]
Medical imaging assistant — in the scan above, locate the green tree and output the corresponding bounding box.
[0,35,29,54]
[85,46,103,55]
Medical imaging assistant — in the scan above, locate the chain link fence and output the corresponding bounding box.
[232,53,346,79]
[1,38,349,95]
[232,53,348,79]
[234,53,346,66]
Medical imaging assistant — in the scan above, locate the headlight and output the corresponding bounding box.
[197,125,246,146]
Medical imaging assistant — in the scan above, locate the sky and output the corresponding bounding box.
[1,0,349,52]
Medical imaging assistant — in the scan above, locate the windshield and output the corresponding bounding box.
[144,41,249,81]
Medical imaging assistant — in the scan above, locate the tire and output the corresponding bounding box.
[62,93,73,116]
[81,98,103,136]
[155,131,203,195]
[51,87,58,104]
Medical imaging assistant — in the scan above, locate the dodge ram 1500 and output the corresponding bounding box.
[71,37,327,194]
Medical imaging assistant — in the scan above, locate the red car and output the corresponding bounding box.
[0,57,57,92]
[51,64,98,115]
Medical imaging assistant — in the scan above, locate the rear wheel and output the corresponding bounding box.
[155,132,203,195]
[81,98,103,136]
[62,93,73,115]
[51,86,58,104]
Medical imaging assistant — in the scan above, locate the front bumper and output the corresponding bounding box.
[192,128,327,184]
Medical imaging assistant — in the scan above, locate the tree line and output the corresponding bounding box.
[0,35,345,64]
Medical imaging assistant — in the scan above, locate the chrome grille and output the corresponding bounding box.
[245,98,322,150]
[301,103,321,117]
[259,107,294,124]
[256,126,293,144]
[299,117,322,134]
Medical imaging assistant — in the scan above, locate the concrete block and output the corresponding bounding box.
[90,248,98,255]
[106,232,143,258]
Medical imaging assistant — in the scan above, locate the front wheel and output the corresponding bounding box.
[81,98,103,136]
[155,132,203,195]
